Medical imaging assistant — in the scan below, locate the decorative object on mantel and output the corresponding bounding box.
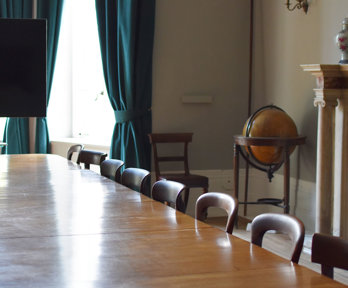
[285,0,308,14]
[336,17,348,64]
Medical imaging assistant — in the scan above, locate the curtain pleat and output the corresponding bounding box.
[95,0,155,171]
[35,0,64,153]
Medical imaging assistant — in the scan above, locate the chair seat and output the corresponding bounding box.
[159,173,208,189]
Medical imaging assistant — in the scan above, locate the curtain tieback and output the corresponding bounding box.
[114,108,151,123]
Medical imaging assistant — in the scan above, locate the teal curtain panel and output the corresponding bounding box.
[35,0,64,153]
[0,0,32,18]
[95,0,155,170]
[0,0,32,154]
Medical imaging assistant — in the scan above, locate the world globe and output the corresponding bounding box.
[242,105,298,165]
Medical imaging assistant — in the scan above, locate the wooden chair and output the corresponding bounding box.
[77,149,107,170]
[195,192,238,234]
[151,180,186,212]
[67,144,84,161]
[312,233,348,279]
[250,213,305,263]
[121,167,151,195]
[148,133,209,212]
[100,159,124,183]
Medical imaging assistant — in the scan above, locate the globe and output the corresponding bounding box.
[242,105,298,165]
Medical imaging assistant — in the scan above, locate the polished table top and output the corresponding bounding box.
[0,154,343,287]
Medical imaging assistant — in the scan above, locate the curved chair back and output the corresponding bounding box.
[251,213,305,263]
[77,149,107,170]
[121,168,150,195]
[101,159,124,183]
[151,180,186,212]
[67,144,84,161]
[195,192,238,234]
[312,233,348,279]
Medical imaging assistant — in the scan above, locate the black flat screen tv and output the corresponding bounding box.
[0,18,47,117]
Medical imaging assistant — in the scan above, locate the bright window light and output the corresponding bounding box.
[48,0,115,145]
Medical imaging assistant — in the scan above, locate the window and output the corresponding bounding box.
[48,0,115,145]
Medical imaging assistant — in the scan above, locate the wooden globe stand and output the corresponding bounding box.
[233,135,306,215]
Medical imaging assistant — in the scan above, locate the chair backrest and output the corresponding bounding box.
[67,144,84,161]
[151,180,186,212]
[100,159,124,183]
[250,213,305,263]
[148,133,193,180]
[195,192,238,234]
[312,233,348,279]
[77,149,107,170]
[121,167,150,195]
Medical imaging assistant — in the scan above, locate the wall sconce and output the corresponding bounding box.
[286,0,308,14]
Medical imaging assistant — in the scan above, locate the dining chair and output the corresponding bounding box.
[67,144,84,161]
[77,149,107,170]
[312,233,348,279]
[121,167,151,195]
[151,180,186,212]
[250,213,305,263]
[148,133,209,212]
[100,159,124,183]
[195,192,238,234]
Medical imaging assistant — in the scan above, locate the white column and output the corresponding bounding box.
[334,91,348,238]
[314,90,337,234]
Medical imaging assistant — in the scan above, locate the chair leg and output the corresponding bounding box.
[181,188,190,213]
[176,190,186,213]
[322,265,334,279]
[203,187,208,217]
[176,188,190,213]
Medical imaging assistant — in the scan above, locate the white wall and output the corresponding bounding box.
[251,0,348,232]
[152,0,250,170]
[253,0,348,181]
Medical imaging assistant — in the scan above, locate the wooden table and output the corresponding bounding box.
[0,154,343,287]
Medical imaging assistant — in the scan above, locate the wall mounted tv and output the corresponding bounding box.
[0,18,47,117]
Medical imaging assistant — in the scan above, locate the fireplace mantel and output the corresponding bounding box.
[302,64,348,238]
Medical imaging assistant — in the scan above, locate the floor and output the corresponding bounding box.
[206,217,348,286]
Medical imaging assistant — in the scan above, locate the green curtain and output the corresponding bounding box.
[35,0,64,153]
[95,0,155,170]
[0,0,32,154]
